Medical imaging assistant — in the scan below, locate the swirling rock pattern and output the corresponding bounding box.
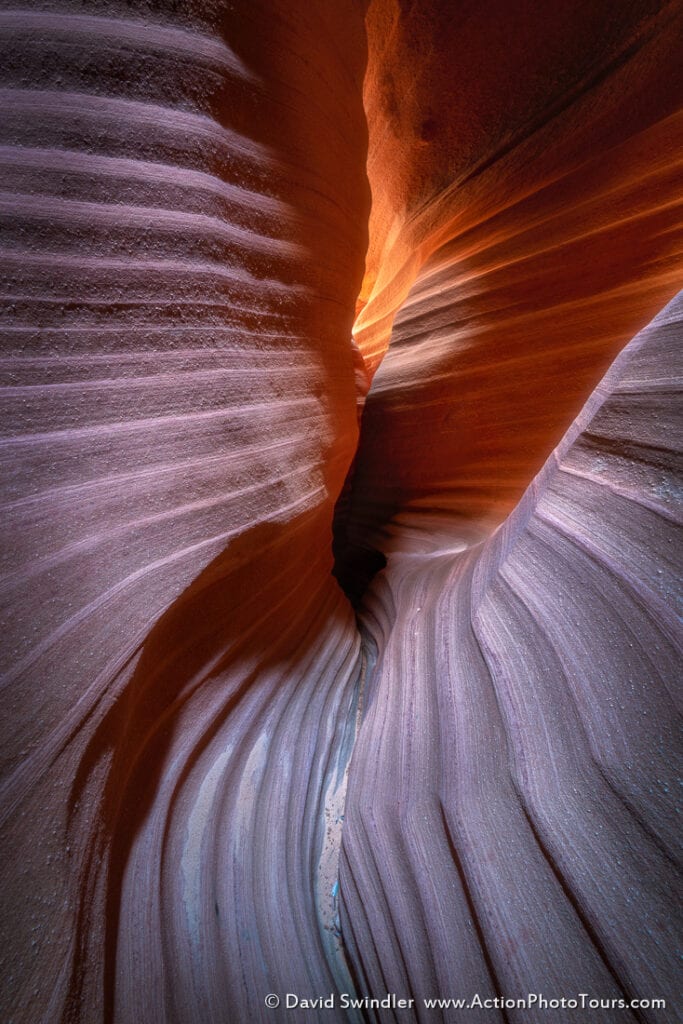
[341,294,683,1021]
[350,0,683,543]
[0,2,681,1023]
[0,3,368,1021]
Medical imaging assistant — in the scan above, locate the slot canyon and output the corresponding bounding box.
[0,1,681,1021]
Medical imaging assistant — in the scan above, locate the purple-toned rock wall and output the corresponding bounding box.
[0,2,680,1022]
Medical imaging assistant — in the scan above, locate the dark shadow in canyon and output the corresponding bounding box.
[332,527,387,608]
[332,444,390,608]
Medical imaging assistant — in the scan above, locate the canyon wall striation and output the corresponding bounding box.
[0,3,369,1020]
[342,294,682,1020]
[0,2,681,1022]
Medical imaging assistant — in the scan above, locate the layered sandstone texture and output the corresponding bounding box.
[0,3,369,1020]
[341,295,683,1020]
[349,0,683,542]
[0,2,681,1024]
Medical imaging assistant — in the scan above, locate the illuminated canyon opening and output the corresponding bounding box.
[0,2,681,1023]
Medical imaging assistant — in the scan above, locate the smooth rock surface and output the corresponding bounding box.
[342,293,682,1022]
[0,3,368,1021]
[0,2,680,1023]
[350,0,682,545]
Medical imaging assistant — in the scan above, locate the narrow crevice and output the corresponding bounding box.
[332,443,387,607]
